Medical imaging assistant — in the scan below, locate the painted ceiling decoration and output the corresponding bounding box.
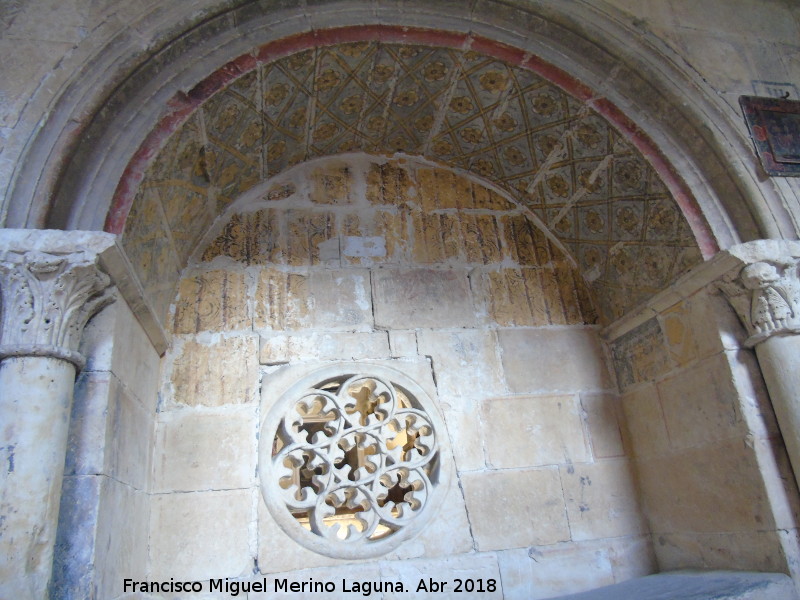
[122,35,704,325]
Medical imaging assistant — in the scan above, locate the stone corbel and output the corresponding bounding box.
[0,250,115,369]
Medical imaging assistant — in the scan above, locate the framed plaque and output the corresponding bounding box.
[740,95,800,176]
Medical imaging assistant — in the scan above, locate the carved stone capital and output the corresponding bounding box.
[718,255,800,347]
[0,250,115,369]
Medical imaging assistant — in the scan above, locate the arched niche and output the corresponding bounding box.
[5,1,792,253]
[94,30,713,336]
[150,154,645,585]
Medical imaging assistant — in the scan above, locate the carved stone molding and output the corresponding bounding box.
[718,255,800,348]
[0,250,114,369]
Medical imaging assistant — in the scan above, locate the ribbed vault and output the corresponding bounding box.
[120,33,706,325]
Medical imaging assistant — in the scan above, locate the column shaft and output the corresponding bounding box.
[754,335,800,488]
[717,242,800,489]
[0,357,77,600]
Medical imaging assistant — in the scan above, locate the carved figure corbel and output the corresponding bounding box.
[718,257,800,347]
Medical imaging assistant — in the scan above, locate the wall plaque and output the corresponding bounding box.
[740,95,800,176]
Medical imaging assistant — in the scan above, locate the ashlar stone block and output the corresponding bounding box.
[254,268,373,332]
[498,328,611,393]
[254,268,309,331]
[482,395,588,468]
[366,161,413,207]
[94,479,149,600]
[501,214,552,267]
[110,299,161,411]
[416,329,504,399]
[609,318,671,391]
[655,353,745,450]
[305,269,373,330]
[417,168,458,211]
[152,406,257,493]
[559,459,647,541]
[496,542,615,600]
[389,330,418,357]
[619,383,670,459]
[380,553,502,599]
[438,396,487,471]
[286,209,336,266]
[173,270,250,334]
[411,211,467,264]
[104,378,153,490]
[309,162,354,205]
[373,268,476,329]
[259,331,390,364]
[460,213,503,265]
[169,335,259,406]
[582,393,626,459]
[460,468,570,551]
[149,489,253,582]
[479,268,551,327]
[202,209,283,265]
[635,439,780,534]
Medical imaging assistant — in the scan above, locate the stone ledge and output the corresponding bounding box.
[551,570,797,600]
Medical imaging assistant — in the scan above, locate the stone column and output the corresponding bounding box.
[718,240,800,489]
[0,238,115,600]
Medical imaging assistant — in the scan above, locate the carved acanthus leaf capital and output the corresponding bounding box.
[718,257,800,347]
[0,250,115,368]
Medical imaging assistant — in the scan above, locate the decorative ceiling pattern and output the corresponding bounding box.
[123,41,702,324]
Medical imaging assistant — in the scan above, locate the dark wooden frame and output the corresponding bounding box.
[740,95,800,176]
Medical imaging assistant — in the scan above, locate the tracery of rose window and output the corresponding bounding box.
[261,368,445,558]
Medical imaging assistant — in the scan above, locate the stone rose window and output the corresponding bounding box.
[260,364,450,558]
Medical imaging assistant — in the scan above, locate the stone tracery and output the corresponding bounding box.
[273,376,437,542]
[263,369,445,558]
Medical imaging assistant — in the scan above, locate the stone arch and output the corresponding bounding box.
[100,27,718,335]
[4,1,792,248]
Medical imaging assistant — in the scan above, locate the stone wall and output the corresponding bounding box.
[147,155,653,598]
[609,285,800,579]
[55,298,160,599]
